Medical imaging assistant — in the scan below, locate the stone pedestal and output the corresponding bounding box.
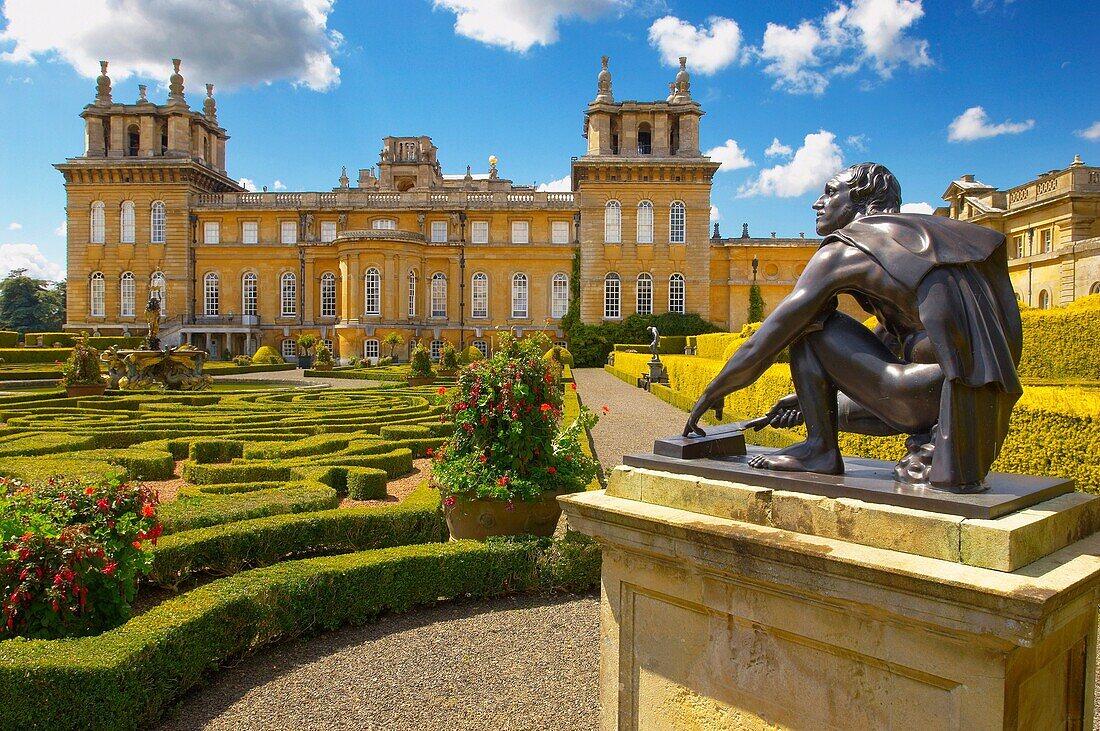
[560,466,1100,730]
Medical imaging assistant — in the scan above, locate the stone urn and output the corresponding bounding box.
[65,383,107,397]
[444,490,568,540]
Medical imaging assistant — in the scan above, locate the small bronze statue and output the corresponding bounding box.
[684,163,1022,492]
[144,289,161,351]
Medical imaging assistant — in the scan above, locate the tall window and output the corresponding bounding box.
[551,273,569,319]
[1038,290,1051,309]
[90,272,105,317]
[552,220,570,244]
[204,221,220,244]
[669,273,685,313]
[471,220,489,244]
[281,272,296,317]
[150,201,166,244]
[203,272,219,316]
[364,339,380,360]
[150,272,166,315]
[281,339,298,359]
[472,339,488,357]
[242,272,257,316]
[511,273,528,318]
[430,221,448,243]
[281,221,297,244]
[407,269,417,317]
[120,272,135,317]
[364,267,381,315]
[669,201,686,243]
[511,221,529,244]
[90,202,105,244]
[320,221,337,243]
[604,272,621,319]
[320,272,336,317]
[636,273,653,315]
[638,123,652,154]
[604,201,621,243]
[1013,235,1024,259]
[472,272,488,318]
[637,201,653,244]
[430,340,445,361]
[372,219,396,230]
[120,201,135,244]
[1042,228,1053,253]
[242,221,259,244]
[431,272,447,318]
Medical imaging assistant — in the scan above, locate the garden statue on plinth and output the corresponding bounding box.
[682,162,1022,492]
[645,325,666,388]
[144,292,161,351]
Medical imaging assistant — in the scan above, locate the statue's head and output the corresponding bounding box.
[813,162,901,235]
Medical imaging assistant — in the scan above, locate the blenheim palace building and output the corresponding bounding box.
[59,59,1100,361]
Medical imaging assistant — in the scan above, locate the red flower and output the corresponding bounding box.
[570,383,577,391]
[141,504,155,518]
[547,466,557,475]
[132,540,142,550]
[497,476,509,486]
[601,405,610,414]
[84,486,95,496]
[540,403,552,412]
[102,562,117,577]
[96,499,109,512]
[479,454,487,463]
[544,373,552,383]
[437,387,447,395]
[443,496,456,508]
[19,532,32,543]
[426,447,434,456]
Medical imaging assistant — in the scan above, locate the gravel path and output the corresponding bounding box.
[156,593,599,731]
[572,366,689,472]
[213,368,381,388]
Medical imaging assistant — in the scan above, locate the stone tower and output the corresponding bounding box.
[572,56,719,324]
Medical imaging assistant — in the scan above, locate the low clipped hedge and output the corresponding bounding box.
[202,362,297,375]
[0,331,18,347]
[1018,304,1100,380]
[0,369,60,381]
[0,535,600,731]
[0,348,72,364]
[348,467,389,500]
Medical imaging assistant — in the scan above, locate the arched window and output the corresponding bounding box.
[408,269,417,317]
[320,272,336,317]
[150,272,166,316]
[472,339,488,357]
[637,123,652,154]
[281,272,297,317]
[363,339,380,361]
[90,202,105,244]
[120,272,135,317]
[431,272,447,318]
[511,273,528,318]
[551,273,569,319]
[669,201,686,243]
[669,273,685,313]
[471,272,488,319]
[120,201,135,244]
[242,272,258,316]
[430,340,445,361]
[1090,282,1100,296]
[203,272,219,316]
[364,267,381,316]
[89,272,105,317]
[604,201,621,243]
[281,339,298,360]
[150,201,166,244]
[637,201,653,244]
[372,218,396,230]
[636,273,653,315]
[127,124,140,156]
[1038,290,1051,309]
[604,272,621,319]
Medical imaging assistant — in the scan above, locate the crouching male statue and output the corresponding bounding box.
[684,163,1023,492]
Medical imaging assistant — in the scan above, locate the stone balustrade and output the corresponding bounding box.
[193,189,577,209]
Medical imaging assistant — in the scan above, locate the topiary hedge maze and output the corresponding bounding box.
[0,385,600,730]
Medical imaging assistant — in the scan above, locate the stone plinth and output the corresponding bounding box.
[560,466,1100,730]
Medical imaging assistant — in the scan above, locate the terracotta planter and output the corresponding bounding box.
[406,375,435,386]
[313,363,333,371]
[444,490,568,540]
[437,368,458,377]
[65,383,107,397]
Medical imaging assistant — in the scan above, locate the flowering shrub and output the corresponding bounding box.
[440,342,459,372]
[409,341,433,378]
[60,333,102,386]
[431,332,599,503]
[0,474,160,639]
[314,341,334,366]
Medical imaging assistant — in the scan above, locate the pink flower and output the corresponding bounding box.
[443,496,456,508]
[505,503,515,511]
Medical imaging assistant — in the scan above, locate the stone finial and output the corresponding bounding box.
[594,55,614,104]
[203,83,217,120]
[95,60,112,106]
[771,231,777,238]
[339,165,350,188]
[800,232,806,238]
[672,56,692,103]
[667,82,676,103]
[711,222,721,240]
[488,155,498,179]
[1071,154,1085,167]
[464,164,472,180]
[137,84,150,104]
[741,223,750,239]
[168,58,185,103]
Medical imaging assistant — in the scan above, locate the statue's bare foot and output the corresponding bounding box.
[747,440,843,474]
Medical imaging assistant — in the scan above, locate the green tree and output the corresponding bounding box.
[748,283,765,324]
[382,332,405,359]
[0,269,62,335]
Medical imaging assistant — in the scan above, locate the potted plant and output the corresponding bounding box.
[296,334,317,369]
[431,332,599,540]
[61,334,106,397]
[437,341,460,376]
[313,341,334,370]
[382,332,405,361]
[406,340,434,386]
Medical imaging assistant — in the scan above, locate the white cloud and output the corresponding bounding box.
[710,205,720,222]
[54,222,66,237]
[1076,122,1100,141]
[647,15,743,75]
[537,175,572,192]
[844,134,869,152]
[7,222,22,231]
[433,0,628,53]
[738,130,843,198]
[273,180,288,191]
[0,244,65,281]
[704,139,754,172]
[948,106,1035,142]
[754,0,931,95]
[0,0,342,91]
[238,177,258,192]
[901,201,935,214]
[765,138,793,158]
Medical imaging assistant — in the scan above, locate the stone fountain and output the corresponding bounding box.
[101,291,212,391]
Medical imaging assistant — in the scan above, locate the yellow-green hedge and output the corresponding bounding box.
[1018,306,1100,380]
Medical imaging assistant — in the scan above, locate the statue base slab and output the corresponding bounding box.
[560,473,1100,730]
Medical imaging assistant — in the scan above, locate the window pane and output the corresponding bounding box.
[471,221,489,244]
[120,273,135,317]
[243,222,258,244]
[637,201,653,244]
[372,219,395,230]
[204,273,219,316]
[430,340,444,361]
[551,273,569,318]
[281,221,297,244]
[511,273,528,318]
[281,273,296,316]
[282,339,298,359]
[431,274,447,318]
[670,202,686,243]
[636,273,652,315]
[604,201,621,243]
[511,221,529,244]
[90,273,105,317]
[151,202,166,244]
[204,221,220,244]
[604,273,620,319]
[472,273,488,319]
[431,221,448,243]
[552,221,570,244]
[242,273,257,316]
[669,273,685,313]
[320,221,337,243]
[90,203,105,244]
[472,339,488,357]
[364,339,379,360]
[364,268,381,315]
[320,272,336,317]
[408,271,417,317]
[120,202,135,244]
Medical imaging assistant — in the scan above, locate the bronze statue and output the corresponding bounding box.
[684,163,1022,492]
[647,326,660,362]
[144,288,161,351]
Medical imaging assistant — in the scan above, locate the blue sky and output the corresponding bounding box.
[0,0,1097,282]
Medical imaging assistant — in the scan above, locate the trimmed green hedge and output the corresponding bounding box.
[0,347,72,364]
[0,331,18,347]
[1018,306,1100,380]
[0,369,60,381]
[202,362,297,375]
